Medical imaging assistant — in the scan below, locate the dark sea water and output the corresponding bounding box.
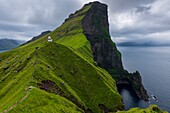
[117,46,170,112]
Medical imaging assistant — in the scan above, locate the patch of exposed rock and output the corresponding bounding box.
[82,2,123,70]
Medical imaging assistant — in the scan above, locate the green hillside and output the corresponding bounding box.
[0,1,167,113]
[117,105,168,113]
[0,40,123,113]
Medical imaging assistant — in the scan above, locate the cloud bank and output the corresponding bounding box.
[0,0,169,45]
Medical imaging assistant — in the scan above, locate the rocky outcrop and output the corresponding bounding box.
[128,71,149,101]
[81,2,149,101]
[117,71,149,101]
[82,2,123,70]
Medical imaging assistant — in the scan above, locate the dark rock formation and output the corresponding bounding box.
[37,80,65,96]
[3,66,9,70]
[116,71,149,101]
[98,104,113,113]
[82,2,123,70]
[81,2,149,101]
[128,71,149,101]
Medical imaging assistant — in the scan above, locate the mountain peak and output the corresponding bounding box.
[84,1,106,6]
[81,1,123,70]
[63,1,122,70]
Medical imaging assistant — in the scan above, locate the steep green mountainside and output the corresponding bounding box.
[0,42,123,112]
[0,40,123,113]
[0,1,167,113]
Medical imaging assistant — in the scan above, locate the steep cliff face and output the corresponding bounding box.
[82,2,123,70]
[117,71,149,101]
[81,2,149,101]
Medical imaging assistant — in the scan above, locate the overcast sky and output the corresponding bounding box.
[0,0,170,44]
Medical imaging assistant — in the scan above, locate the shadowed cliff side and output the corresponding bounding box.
[81,1,149,101]
[82,2,123,70]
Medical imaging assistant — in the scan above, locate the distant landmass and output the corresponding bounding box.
[0,31,51,50]
[25,30,51,44]
[117,41,170,46]
[0,39,25,50]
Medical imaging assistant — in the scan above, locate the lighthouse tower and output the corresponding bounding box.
[48,36,53,42]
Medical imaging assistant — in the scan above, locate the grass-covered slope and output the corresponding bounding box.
[10,88,83,113]
[0,1,167,113]
[0,40,123,113]
[117,105,168,113]
[51,3,94,63]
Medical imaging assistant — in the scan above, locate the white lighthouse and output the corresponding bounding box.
[48,36,53,42]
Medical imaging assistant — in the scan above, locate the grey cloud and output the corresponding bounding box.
[0,0,170,45]
[0,21,36,32]
[0,0,81,26]
[0,0,81,40]
[26,0,81,27]
[136,6,151,13]
[107,0,170,45]
[101,0,155,13]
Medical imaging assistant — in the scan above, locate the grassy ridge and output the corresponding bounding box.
[0,2,167,113]
[0,41,123,112]
[9,88,83,113]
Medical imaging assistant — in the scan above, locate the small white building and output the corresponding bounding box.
[48,36,53,42]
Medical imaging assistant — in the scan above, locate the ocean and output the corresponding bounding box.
[118,46,170,112]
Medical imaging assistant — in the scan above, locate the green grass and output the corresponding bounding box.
[116,105,168,113]
[9,88,83,113]
[0,41,123,112]
[35,42,123,112]
[0,2,166,113]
